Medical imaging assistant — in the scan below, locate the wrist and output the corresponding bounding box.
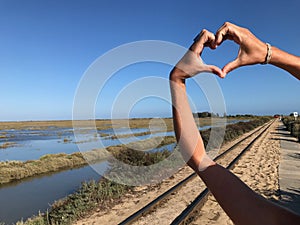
[169,68,186,84]
[268,46,280,65]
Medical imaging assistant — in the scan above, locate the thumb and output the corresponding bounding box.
[222,58,240,76]
[203,64,225,78]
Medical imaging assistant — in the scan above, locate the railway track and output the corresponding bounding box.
[118,120,274,225]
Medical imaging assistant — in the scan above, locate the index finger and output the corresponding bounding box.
[190,29,216,55]
[214,23,231,46]
[215,22,242,47]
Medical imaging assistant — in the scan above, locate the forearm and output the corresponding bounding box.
[270,47,300,80]
[197,164,300,225]
[169,70,209,170]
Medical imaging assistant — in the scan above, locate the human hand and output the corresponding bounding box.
[214,22,267,76]
[172,29,224,80]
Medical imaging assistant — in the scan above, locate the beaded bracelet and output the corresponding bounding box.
[261,43,272,64]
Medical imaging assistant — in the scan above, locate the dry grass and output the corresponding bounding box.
[0,118,207,131]
[0,117,256,131]
[0,153,88,184]
[0,134,7,138]
[0,142,17,149]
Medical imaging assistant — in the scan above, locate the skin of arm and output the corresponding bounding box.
[214,22,300,80]
[170,29,300,225]
[270,46,300,80]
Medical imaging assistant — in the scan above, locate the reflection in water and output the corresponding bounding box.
[0,161,108,225]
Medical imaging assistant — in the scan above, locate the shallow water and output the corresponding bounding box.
[0,127,152,161]
[0,161,108,225]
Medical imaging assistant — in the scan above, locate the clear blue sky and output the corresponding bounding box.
[1,0,299,121]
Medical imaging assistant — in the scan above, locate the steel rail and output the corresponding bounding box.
[119,120,273,225]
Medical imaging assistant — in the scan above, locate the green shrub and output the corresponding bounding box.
[282,117,300,142]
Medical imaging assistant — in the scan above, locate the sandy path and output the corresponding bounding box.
[74,122,272,225]
[192,120,280,225]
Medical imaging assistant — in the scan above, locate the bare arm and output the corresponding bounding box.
[170,29,300,225]
[214,22,300,80]
[270,47,300,80]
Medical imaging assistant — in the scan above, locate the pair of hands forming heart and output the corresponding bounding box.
[175,22,268,79]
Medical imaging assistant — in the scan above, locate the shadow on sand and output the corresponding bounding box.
[288,152,300,160]
[270,125,299,143]
[278,187,300,214]
[271,137,299,143]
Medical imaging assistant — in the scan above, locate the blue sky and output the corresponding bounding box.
[0,0,299,121]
